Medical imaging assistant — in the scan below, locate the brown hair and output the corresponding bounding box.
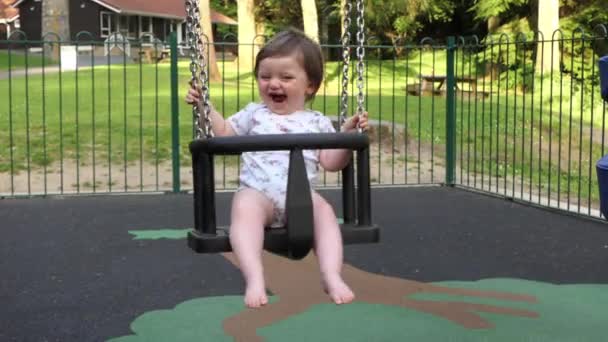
[254,28,324,101]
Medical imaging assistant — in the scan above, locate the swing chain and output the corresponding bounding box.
[355,0,366,120]
[185,0,213,139]
[339,1,352,126]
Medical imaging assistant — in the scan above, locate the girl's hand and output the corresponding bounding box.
[185,86,216,118]
[185,86,200,105]
[341,111,369,132]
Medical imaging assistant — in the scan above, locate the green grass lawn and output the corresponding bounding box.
[0,55,604,204]
[0,50,57,71]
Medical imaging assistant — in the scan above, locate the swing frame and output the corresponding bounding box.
[185,0,378,259]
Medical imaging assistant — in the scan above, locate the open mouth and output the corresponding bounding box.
[270,94,287,103]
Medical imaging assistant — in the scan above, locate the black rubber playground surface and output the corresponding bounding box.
[2,186,608,341]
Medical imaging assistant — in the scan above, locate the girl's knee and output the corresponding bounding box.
[232,188,273,225]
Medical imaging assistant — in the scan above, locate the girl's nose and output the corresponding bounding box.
[268,77,280,88]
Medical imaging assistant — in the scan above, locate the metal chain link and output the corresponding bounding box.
[355,0,366,126]
[185,0,213,139]
[185,0,202,138]
[186,0,363,136]
[339,1,352,126]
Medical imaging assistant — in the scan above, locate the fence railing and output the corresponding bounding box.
[1,28,607,220]
[451,29,608,218]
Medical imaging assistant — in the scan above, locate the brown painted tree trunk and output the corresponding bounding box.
[199,0,221,82]
[535,0,560,73]
[41,0,70,60]
[300,0,319,42]
[237,0,258,73]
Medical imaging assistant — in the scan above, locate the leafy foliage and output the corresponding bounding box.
[365,0,458,44]
[254,0,304,36]
[210,0,238,38]
[469,0,528,21]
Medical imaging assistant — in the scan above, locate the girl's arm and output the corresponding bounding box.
[319,113,369,172]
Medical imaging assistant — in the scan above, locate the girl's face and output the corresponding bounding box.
[256,54,315,115]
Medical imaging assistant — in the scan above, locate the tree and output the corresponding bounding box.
[237,0,259,72]
[470,0,527,22]
[300,0,319,42]
[358,0,456,44]
[471,0,560,73]
[41,0,70,60]
[472,0,560,73]
[340,0,347,37]
[210,0,237,36]
[199,0,221,81]
[533,0,560,73]
[560,0,608,56]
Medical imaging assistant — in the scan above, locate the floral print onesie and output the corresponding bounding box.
[228,103,336,227]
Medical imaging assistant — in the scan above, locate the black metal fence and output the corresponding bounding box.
[1,28,607,220]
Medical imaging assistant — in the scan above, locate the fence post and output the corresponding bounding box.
[445,36,456,186]
[170,32,181,193]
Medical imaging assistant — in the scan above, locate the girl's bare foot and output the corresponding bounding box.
[244,281,268,308]
[322,274,355,304]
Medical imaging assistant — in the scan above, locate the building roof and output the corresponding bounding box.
[0,0,19,21]
[12,0,237,24]
[210,9,238,26]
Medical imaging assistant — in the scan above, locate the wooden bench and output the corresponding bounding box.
[407,74,489,99]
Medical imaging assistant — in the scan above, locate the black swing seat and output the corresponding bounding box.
[188,132,380,260]
[188,222,380,257]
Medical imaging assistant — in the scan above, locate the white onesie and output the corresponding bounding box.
[228,103,336,226]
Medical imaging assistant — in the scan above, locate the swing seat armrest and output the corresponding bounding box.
[190,132,369,155]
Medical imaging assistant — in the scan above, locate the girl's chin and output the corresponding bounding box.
[266,103,291,114]
[265,101,307,114]
[269,108,290,115]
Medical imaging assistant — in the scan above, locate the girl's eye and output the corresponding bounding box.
[282,75,294,80]
[259,75,270,80]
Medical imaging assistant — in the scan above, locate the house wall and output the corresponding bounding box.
[0,23,9,40]
[16,0,42,41]
[0,16,20,41]
[69,0,102,40]
[12,0,185,44]
[151,18,183,43]
[152,17,165,41]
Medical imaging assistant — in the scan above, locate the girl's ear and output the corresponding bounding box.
[306,82,316,96]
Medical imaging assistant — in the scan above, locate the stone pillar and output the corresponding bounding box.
[41,0,70,60]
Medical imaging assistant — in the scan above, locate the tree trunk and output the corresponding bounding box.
[237,0,258,73]
[319,4,330,56]
[535,0,560,73]
[300,0,319,42]
[340,0,347,37]
[256,20,265,41]
[41,0,70,60]
[487,16,500,34]
[199,0,221,82]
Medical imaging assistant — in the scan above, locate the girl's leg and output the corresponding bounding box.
[229,188,274,308]
[311,192,355,304]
